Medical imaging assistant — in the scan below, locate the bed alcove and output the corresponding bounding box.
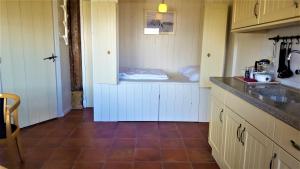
[80,0,228,122]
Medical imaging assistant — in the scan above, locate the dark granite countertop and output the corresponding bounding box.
[210,77,300,131]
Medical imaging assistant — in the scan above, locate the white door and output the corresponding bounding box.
[0,0,58,127]
[91,0,118,85]
[200,2,228,87]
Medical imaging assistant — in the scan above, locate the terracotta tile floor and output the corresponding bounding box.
[0,109,219,169]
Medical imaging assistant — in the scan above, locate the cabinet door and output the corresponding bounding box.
[297,0,300,16]
[272,145,300,169]
[232,0,259,29]
[200,2,228,87]
[91,0,118,84]
[223,108,245,169]
[260,0,298,24]
[242,122,273,169]
[209,97,225,159]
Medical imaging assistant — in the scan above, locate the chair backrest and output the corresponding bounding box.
[0,98,5,138]
[0,98,4,127]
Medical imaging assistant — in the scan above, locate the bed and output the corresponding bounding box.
[93,67,209,122]
[119,67,169,80]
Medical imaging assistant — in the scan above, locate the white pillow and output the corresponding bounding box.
[179,65,200,82]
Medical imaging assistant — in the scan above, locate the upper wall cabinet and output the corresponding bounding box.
[91,0,118,84]
[232,0,259,29]
[232,0,300,32]
[260,0,299,24]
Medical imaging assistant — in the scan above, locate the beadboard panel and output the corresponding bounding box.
[118,0,204,73]
[159,83,200,121]
[93,81,204,122]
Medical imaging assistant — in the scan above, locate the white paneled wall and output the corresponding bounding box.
[119,0,204,73]
[94,81,206,122]
[118,83,160,121]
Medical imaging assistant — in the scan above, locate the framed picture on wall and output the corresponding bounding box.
[144,10,176,35]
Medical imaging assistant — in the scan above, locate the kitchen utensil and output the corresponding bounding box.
[277,41,288,74]
[278,41,293,78]
[254,59,271,72]
[254,72,273,82]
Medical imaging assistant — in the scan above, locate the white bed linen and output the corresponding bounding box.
[119,67,169,80]
[178,65,200,82]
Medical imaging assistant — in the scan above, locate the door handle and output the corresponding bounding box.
[269,153,277,169]
[219,109,224,123]
[43,54,57,62]
[237,124,242,141]
[240,127,246,146]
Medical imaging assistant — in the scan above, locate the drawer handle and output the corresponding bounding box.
[290,140,300,151]
[269,153,277,169]
[237,124,242,141]
[219,109,224,123]
[240,127,246,146]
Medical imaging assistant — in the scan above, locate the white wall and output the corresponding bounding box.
[119,0,204,73]
[226,25,300,89]
[267,26,300,88]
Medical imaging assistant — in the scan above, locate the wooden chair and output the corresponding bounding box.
[0,93,23,165]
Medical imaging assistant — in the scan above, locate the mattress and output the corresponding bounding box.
[119,67,169,80]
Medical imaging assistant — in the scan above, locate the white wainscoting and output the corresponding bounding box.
[94,81,208,122]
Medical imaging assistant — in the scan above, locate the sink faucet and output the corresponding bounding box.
[287,50,300,60]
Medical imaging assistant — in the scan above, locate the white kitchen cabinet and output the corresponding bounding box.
[200,2,228,87]
[232,0,300,31]
[297,0,300,16]
[209,97,225,166]
[91,0,118,84]
[259,0,299,24]
[223,107,273,169]
[232,0,259,29]
[223,107,245,169]
[242,122,273,169]
[272,144,300,169]
[209,84,300,169]
[274,119,300,161]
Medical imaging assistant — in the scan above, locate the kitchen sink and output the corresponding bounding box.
[246,84,300,104]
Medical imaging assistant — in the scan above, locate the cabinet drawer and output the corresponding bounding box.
[211,84,225,103]
[274,119,300,161]
[225,92,275,139]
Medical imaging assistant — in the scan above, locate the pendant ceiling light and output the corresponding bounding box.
[158,0,168,13]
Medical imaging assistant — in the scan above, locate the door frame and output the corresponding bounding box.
[52,0,64,117]
[80,0,93,108]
